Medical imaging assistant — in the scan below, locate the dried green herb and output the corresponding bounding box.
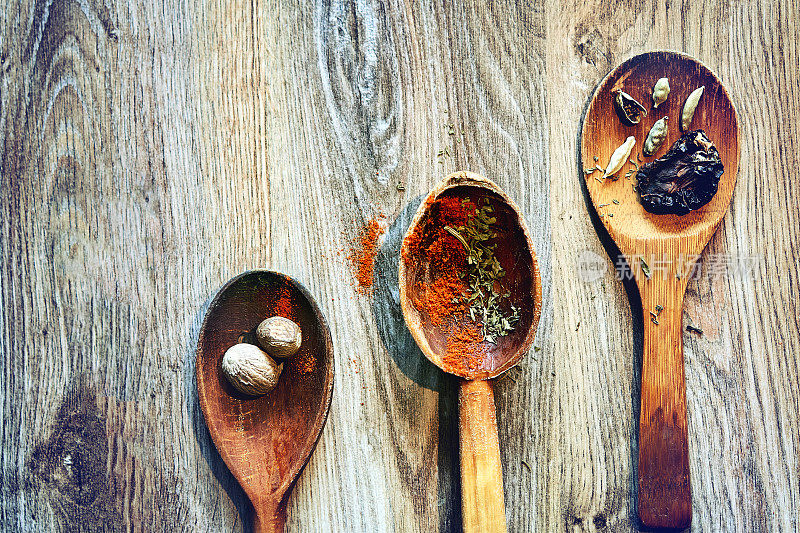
[640,258,652,278]
[445,200,520,343]
[687,325,703,334]
[613,199,620,205]
[650,304,664,325]
[396,183,406,191]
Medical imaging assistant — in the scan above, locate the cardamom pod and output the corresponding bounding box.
[681,86,704,131]
[602,136,636,180]
[612,90,647,126]
[652,78,670,108]
[643,116,669,156]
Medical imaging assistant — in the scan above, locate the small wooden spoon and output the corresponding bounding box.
[197,271,334,533]
[399,171,542,533]
[581,51,739,529]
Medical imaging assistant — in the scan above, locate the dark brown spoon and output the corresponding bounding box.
[399,171,542,533]
[197,270,334,533]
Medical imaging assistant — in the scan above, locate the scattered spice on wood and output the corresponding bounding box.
[649,305,663,325]
[349,217,385,292]
[640,258,652,278]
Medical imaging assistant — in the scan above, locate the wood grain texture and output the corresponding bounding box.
[458,379,506,533]
[0,1,797,532]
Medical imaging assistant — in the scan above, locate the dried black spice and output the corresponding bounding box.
[612,89,647,126]
[636,130,724,215]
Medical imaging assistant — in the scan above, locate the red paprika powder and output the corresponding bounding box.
[349,217,385,292]
[402,195,486,373]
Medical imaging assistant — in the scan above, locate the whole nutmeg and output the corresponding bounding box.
[256,316,302,358]
[221,343,282,396]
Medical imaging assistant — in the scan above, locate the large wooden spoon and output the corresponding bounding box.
[197,270,334,532]
[581,51,739,529]
[399,171,542,533]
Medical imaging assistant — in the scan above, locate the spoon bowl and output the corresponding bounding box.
[581,51,739,529]
[399,171,542,533]
[400,172,541,380]
[196,270,334,533]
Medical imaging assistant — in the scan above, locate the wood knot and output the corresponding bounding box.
[572,22,613,70]
[26,379,121,528]
[593,513,607,529]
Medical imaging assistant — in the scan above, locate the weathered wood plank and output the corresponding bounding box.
[0,0,798,531]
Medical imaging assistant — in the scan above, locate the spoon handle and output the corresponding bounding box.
[254,499,287,533]
[637,277,692,529]
[459,379,507,533]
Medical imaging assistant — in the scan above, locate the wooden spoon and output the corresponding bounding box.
[398,171,542,533]
[581,51,739,529]
[196,270,334,533]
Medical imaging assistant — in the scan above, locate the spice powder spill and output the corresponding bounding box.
[348,217,386,292]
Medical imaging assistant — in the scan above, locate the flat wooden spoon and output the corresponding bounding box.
[399,171,542,533]
[197,270,334,533]
[581,51,739,529]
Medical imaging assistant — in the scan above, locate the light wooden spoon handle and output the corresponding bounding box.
[459,379,507,533]
[637,277,692,529]
[254,499,287,533]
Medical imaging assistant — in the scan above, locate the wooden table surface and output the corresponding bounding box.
[2,1,798,531]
